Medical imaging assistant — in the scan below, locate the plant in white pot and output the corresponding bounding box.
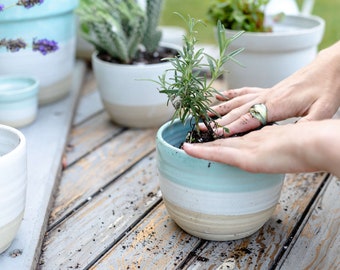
[206,0,325,89]
[77,0,180,128]
[0,0,78,105]
[155,14,285,241]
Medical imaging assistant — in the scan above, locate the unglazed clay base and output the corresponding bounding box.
[103,100,174,128]
[1,114,36,128]
[164,198,276,241]
[0,211,24,254]
[38,74,72,105]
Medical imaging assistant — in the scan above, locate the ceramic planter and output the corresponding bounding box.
[223,14,324,89]
[0,125,27,254]
[91,44,179,128]
[0,75,39,128]
[156,119,285,240]
[0,0,79,105]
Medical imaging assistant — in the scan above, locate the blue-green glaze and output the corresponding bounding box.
[0,0,78,52]
[156,119,285,193]
[0,0,79,21]
[0,76,39,103]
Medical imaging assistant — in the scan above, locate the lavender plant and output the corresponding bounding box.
[155,14,243,143]
[0,0,44,10]
[0,0,59,55]
[76,0,164,64]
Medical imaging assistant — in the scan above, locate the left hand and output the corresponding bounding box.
[183,119,340,176]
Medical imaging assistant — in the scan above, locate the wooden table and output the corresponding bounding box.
[35,65,340,270]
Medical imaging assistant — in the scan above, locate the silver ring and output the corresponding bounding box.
[249,103,267,126]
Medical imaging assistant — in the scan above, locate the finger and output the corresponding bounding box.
[210,93,259,116]
[216,87,265,101]
[182,141,243,165]
[215,112,263,137]
[200,101,259,131]
[215,102,257,126]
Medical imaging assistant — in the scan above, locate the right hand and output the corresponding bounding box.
[204,41,340,137]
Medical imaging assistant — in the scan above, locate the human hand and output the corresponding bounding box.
[183,119,340,177]
[205,41,340,137]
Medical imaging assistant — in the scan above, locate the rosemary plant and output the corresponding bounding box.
[207,0,271,32]
[155,14,243,143]
[77,0,163,64]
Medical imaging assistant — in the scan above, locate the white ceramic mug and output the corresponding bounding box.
[0,124,27,254]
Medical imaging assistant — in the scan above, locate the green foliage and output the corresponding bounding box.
[143,0,163,53]
[155,14,243,138]
[77,0,163,64]
[207,0,271,32]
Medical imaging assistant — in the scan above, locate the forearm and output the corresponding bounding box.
[301,119,340,177]
[314,41,340,96]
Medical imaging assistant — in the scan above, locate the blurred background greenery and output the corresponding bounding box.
[160,0,339,50]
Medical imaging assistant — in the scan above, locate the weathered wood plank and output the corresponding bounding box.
[65,111,124,166]
[39,152,163,269]
[86,173,327,270]
[48,127,157,227]
[73,90,103,126]
[178,173,328,270]
[91,203,202,270]
[280,176,340,270]
[0,61,86,270]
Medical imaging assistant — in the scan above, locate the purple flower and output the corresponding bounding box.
[16,0,44,9]
[0,1,59,56]
[0,38,27,52]
[32,38,58,55]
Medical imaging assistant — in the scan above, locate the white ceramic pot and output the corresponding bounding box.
[224,14,324,89]
[157,119,285,240]
[159,26,186,47]
[0,125,27,254]
[0,0,78,105]
[0,75,39,128]
[91,44,179,128]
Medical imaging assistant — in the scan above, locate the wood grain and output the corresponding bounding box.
[48,127,157,227]
[280,176,340,270]
[89,173,328,270]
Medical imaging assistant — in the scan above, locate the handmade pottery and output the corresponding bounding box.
[91,43,179,128]
[223,14,324,88]
[0,0,78,105]
[156,119,285,240]
[0,75,39,128]
[0,125,27,254]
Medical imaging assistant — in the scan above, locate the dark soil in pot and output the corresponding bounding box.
[97,46,178,65]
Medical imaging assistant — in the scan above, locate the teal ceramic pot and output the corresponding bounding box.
[0,75,39,128]
[156,119,285,241]
[0,0,79,105]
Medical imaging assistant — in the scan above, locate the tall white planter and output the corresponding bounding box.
[91,44,179,128]
[224,15,324,89]
[0,125,27,254]
[0,0,79,105]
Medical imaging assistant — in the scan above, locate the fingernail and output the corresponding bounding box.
[183,143,192,149]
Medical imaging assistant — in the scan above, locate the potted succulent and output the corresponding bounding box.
[0,0,79,105]
[77,0,180,128]
[155,14,285,241]
[206,0,325,89]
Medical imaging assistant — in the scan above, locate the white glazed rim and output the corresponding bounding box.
[0,75,39,97]
[91,42,181,69]
[0,124,26,159]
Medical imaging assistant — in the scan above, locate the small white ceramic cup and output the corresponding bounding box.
[0,75,39,128]
[0,124,27,254]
